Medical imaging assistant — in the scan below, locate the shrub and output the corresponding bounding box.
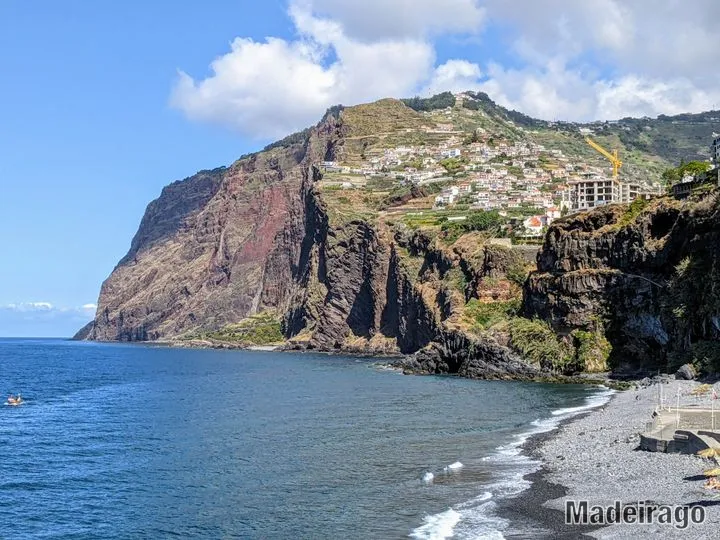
[439,158,465,173]
[440,210,504,238]
[571,329,612,373]
[618,197,649,226]
[508,318,573,373]
[506,262,530,287]
[206,313,283,345]
[689,341,720,375]
[465,299,521,329]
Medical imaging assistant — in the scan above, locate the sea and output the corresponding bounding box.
[0,339,613,539]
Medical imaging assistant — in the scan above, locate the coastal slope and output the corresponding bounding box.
[84,113,345,341]
[79,93,720,379]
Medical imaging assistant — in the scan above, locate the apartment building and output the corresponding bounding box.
[562,175,659,211]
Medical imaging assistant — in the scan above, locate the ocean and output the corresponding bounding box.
[0,339,612,538]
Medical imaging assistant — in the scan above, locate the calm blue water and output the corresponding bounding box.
[0,339,610,539]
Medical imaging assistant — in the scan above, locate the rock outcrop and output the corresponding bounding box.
[524,195,720,375]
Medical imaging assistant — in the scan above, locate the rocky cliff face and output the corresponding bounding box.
[83,113,345,341]
[281,204,541,379]
[524,195,720,375]
[81,100,541,379]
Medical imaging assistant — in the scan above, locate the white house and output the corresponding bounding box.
[435,186,460,206]
[545,207,561,220]
[522,215,546,236]
[441,148,462,159]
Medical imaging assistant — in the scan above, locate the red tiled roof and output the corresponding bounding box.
[527,216,542,227]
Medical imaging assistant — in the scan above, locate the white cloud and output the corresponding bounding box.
[595,76,719,120]
[171,5,437,138]
[2,302,97,314]
[473,0,720,121]
[5,302,54,312]
[0,303,96,338]
[171,0,720,135]
[476,65,720,123]
[475,60,596,120]
[171,36,338,138]
[424,60,483,96]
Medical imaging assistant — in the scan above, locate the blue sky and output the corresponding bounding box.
[2,0,719,336]
[0,1,278,336]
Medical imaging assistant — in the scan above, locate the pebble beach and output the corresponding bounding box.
[501,379,720,539]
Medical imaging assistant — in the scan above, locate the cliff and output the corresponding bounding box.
[80,93,720,380]
[80,99,550,379]
[524,194,720,376]
[84,111,346,341]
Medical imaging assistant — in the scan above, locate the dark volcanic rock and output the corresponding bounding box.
[403,330,541,380]
[524,196,720,373]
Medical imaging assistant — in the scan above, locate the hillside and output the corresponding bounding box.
[77,92,720,380]
[456,91,718,173]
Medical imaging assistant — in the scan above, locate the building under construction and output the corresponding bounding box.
[562,175,660,211]
[561,136,660,212]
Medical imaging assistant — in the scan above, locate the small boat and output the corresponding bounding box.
[7,395,23,406]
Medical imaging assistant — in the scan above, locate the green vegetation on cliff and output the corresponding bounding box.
[440,211,504,240]
[198,313,283,346]
[508,318,573,373]
[464,299,521,330]
[617,197,650,227]
[571,327,612,373]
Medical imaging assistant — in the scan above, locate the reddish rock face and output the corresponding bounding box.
[85,118,340,342]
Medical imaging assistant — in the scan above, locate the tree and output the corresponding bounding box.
[662,161,712,184]
[680,161,711,177]
[464,131,481,145]
[440,158,465,173]
[401,92,456,112]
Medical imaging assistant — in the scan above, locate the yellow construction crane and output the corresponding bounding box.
[585,136,622,179]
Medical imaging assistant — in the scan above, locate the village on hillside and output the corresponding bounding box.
[318,93,665,239]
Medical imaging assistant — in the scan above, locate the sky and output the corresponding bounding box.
[2,0,720,337]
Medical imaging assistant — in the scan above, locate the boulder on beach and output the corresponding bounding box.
[675,363,697,380]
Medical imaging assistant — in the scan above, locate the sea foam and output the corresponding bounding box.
[409,508,461,540]
[443,461,464,473]
[410,386,615,539]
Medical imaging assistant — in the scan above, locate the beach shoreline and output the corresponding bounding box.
[499,379,720,539]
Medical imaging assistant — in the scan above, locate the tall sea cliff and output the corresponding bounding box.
[77,97,720,379]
